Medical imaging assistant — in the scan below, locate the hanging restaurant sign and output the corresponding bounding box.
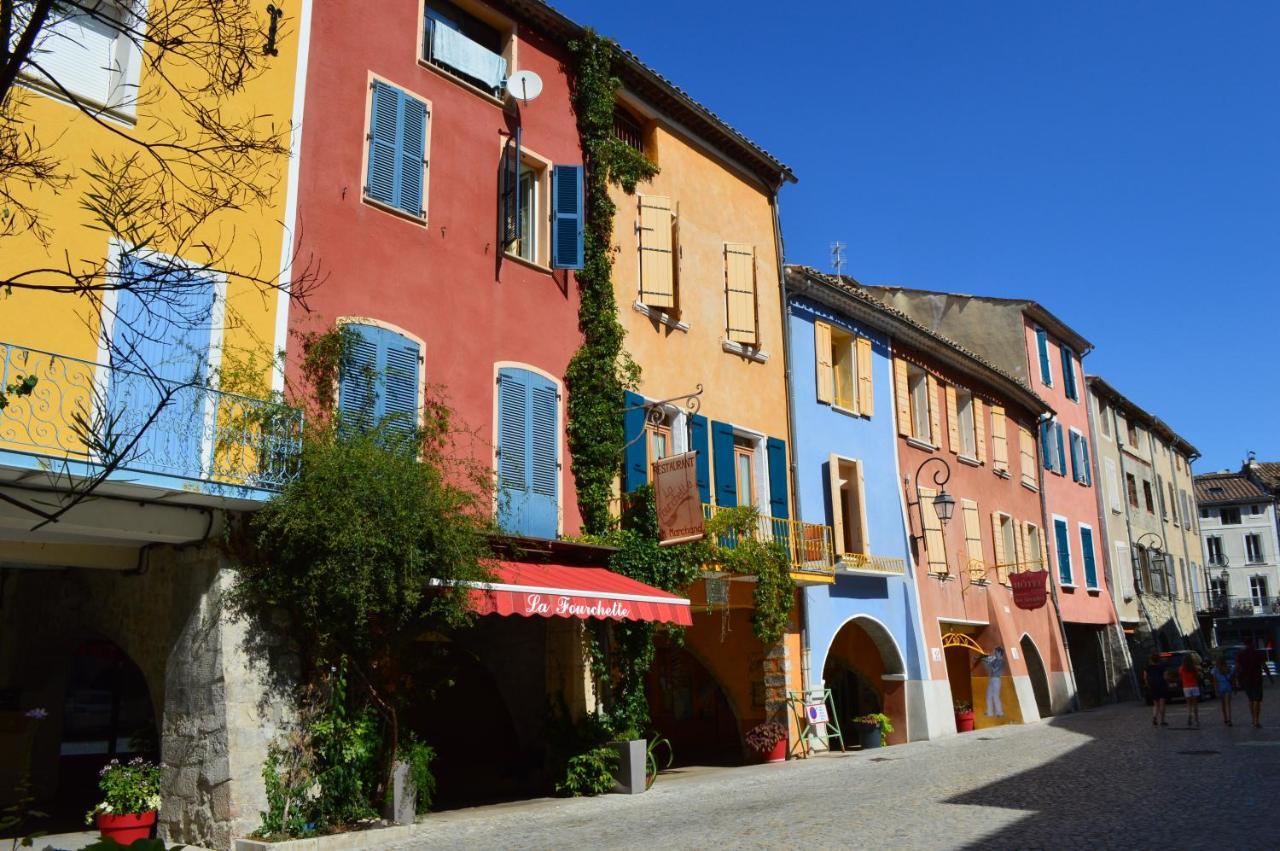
[654,451,705,546]
[1009,570,1049,610]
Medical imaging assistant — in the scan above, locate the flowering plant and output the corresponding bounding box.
[851,713,895,746]
[953,701,973,713]
[744,721,787,754]
[85,758,162,824]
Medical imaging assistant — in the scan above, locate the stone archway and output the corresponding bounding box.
[820,616,909,745]
[647,640,743,766]
[1020,634,1053,719]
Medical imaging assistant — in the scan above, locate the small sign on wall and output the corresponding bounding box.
[805,703,829,724]
[931,647,943,662]
[654,452,705,545]
[1011,646,1020,661]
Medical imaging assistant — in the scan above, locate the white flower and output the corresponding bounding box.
[24,708,48,720]
[146,794,163,811]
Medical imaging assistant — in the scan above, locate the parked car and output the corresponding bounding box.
[1143,651,1215,704]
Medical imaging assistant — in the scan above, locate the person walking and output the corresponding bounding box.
[1179,655,1201,727]
[1144,652,1168,727]
[1213,657,1235,726]
[978,648,1006,719]
[1235,638,1274,729]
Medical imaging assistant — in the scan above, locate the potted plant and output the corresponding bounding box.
[85,758,162,846]
[954,700,976,733]
[608,727,647,794]
[745,720,788,763]
[850,712,894,749]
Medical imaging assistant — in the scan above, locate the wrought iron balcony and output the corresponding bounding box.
[0,342,302,493]
[701,502,837,580]
[1196,592,1280,617]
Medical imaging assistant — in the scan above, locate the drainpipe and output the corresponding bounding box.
[1086,387,1140,701]
[770,177,811,702]
[1036,411,1082,713]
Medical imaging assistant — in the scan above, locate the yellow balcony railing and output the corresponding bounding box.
[702,502,837,579]
[838,552,908,576]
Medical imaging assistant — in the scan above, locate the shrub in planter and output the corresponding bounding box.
[850,712,894,748]
[954,700,976,733]
[85,758,162,846]
[745,721,787,762]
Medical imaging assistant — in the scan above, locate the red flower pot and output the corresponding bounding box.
[955,710,976,733]
[97,811,157,846]
[761,737,787,763]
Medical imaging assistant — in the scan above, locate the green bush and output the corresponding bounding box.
[398,735,437,815]
[554,746,617,797]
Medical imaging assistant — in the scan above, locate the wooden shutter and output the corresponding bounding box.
[850,459,869,554]
[1036,327,1052,385]
[828,455,845,555]
[551,165,584,269]
[856,336,874,416]
[1060,346,1077,400]
[622,390,648,492]
[766,437,788,519]
[724,243,758,344]
[919,486,948,574]
[496,369,530,532]
[711,420,737,507]
[1040,420,1054,470]
[366,81,401,209]
[1105,458,1121,512]
[1081,526,1098,588]
[1080,437,1092,486]
[497,368,559,539]
[381,331,421,436]
[974,398,986,462]
[337,324,420,436]
[927,375,942,447]
[500,128,521,248]
[962,499,983,567]
[690,414,710,504]
[638,195,675,308]
[398,94,428,216]
[945,385,960,454]
[894,358,911,437]
[528,374,560,536]
[1068,431,1081,482]
[1055,422,1066,474]
[1019,426,1036,486]
[1054,519,1072,584]
[991,511,1007,566]
[991,405,1009,471]
[814,321,834,404]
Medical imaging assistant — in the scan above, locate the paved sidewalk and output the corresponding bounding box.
[383,694,1280,850]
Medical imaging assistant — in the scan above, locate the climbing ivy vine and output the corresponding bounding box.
[564,29,658,536]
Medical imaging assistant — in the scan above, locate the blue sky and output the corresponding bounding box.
[555,0,1279,473]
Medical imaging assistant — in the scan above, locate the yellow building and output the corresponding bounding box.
[608,61,830,761]
[0,3,308,846]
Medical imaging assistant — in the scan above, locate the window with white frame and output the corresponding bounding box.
[18,1,142,118]
[1207,535,1224,565]
[1220,506,1242,525]
[1246,533,1265,564]
[1098,398,1112,439]
[1250,575,1269,607]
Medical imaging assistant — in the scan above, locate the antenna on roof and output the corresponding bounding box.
[830,241,846,278]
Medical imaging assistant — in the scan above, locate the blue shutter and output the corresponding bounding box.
[766,437,788,519]
[500,128,521,249]
[496,368,529,533]
[1036,328,1052,385]
[1060,346,1077,401]
[496,367,559,539]
[1081,526,1098,588]
[366,81,399,208]
[690,414,710,504]
[1040,420,1054,471]
[622,390,648,492]
[551,164,584,269]
[711,420,736,508]
[1054,422,1066,475]
[1069,431,1080,482]
[397,93,428,216]
[338,324,421,438]
[527,373,559,538]
[1055,518,1072,585]
[1080,436,1092,486]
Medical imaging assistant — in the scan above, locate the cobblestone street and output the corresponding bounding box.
[387,688,1280,850]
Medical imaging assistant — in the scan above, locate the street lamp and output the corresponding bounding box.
[910,456,955,541]
[1131,531,1165,595]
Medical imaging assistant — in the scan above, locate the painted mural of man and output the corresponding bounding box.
[977,648,1007,718]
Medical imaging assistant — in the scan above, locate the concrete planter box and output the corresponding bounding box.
[234,824,418,851]
[610,738,646,795]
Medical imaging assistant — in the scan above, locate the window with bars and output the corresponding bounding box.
[613,106,646,153]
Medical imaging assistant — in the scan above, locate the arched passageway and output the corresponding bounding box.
[646,641,742,765]
[820,616,908,746]
[1021,634,1053,719]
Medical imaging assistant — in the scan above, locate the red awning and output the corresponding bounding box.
[454,561,692,626]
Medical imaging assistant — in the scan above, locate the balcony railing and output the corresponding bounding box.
[702,503,837,579]
[422,17,507,94]
[1196,592,1280,617]
[0,342,302,492]
[837,552,907,576]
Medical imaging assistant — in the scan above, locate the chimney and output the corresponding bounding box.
[1247,449,1258,469]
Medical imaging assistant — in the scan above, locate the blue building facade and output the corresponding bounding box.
[786,269,934,742]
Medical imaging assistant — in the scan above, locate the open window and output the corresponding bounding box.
[501,132,581,270]
[1018,424,1036,487]
[908,365,931,442]
[421,0,513,96]
[613,105,647,154]
[19,0,143,120]
[828,455,870,557]
[815,322,874,415]
[955,388,977,458]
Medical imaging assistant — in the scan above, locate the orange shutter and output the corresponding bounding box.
[724,243,758,344]
[814,321,833,404]
[637,195,675,308]
[946,384,960,454]
[894,358,911,437]
[856,336,874,416]
[991,405,1009,472]
[974,398,987,463]
[927,375,942,447]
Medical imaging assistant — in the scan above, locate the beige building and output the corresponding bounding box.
[1087,377,1203,670]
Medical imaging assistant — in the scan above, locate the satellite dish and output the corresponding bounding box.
[506,70,543,105]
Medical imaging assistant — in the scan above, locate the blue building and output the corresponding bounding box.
[785,266,935,743]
